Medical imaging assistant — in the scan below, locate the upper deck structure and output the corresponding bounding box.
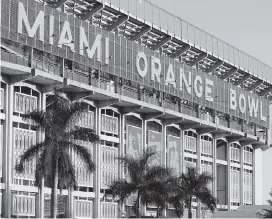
[42,0,272,99]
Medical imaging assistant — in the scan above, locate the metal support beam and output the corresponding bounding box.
[239,140,257,147]
[1,74,10,84]
[259,86,272,96]
[220,67,237,80]
[38,83,64,93]
[233,74,251,86]
[212,132,230,139]
[130,26,151,41]
[189,53,207,66]
[246,80,263,92]
[226,136,245,143]
[171,44,190,58]
[47,0,68,8]
[107,15,129,32]
[180,122,199,130]
[150,36,171,51]
[161,118,183,126]
[95,99,120,108]
[81,4,104,21]
[206,60,223,73]
[252,143,267,150]
[141,112,164,120]
[10,73,34,84]
[119,106,143,114]
[66,91,93,101]
[196,127,216,135]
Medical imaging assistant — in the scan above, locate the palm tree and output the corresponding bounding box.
[149,175,184,218]
[107,148,172,218]
[263,189,272,218]
[176,166,217,218]
[15,92,99,218]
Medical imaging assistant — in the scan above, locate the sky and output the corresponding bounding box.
[148,0,272,67]
[148,0,272,204]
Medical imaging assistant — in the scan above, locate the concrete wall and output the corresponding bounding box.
[255,148,263,204]
[262,104,272,204]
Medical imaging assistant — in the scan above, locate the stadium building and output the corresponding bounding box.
[0,0,272,218]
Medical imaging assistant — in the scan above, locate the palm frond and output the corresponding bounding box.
[69,127,99,142]
[263,209,272,218]
[196,188,217,212]
[34,146,54,187]
[117,156,141,183]
[168,195,184,218]
[198,172,214,188]
[15,142,45,173]
[144,166,172,181]
[58,151,77,190]
[63,101,89,129]
[22,110,49,129]
[139,147,157,169]
[67,142,95,172]
[47,92,69,111]
[107,179,137,204]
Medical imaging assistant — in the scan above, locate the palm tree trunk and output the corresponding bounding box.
[188,198,192,219]
[50,164,58,218]
[136,194,141,218]
[156,206,160,218]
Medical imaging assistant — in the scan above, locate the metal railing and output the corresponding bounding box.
[74,200,93,218]
[1,50,28,66]
[184,135,197,152]
[14,92,37,115]
[101,0,272,83]
[101,114,119,135]
[73,140,94,187]
[12,194,35,217]
[32,59,61,76]
[101,202,118,218]
[101,145,118,189]
[78,111,95,130]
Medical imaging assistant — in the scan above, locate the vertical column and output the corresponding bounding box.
[162,124,167,168]
[94,107,101,218]
[36,93,46,218]
[227,143,231,210]
[60,58,65,77]
[141,119,147,216]
[212,139,217,198]
[196,134,201,218]
[240,146,244,205]
[118,114,125,216]
[252,148,256,205]
[162,124,167,218]
[180,130,184,175]
[3,84,14,218]
[28,47,33,68]
[142,120,146,151]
